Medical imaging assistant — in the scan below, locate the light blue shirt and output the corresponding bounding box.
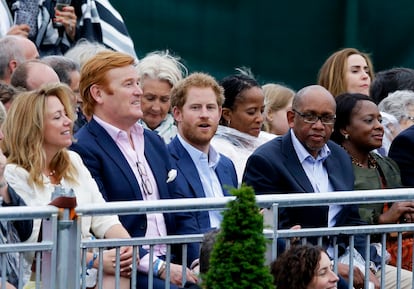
[290,130,341,227]
[177,134,224,228]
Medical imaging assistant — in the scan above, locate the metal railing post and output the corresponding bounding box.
[41,215,58,289]
[55,208,80,289]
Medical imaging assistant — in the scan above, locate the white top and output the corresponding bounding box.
[211,126,276,184]
[4,150,120,279]
[0,0,12,37]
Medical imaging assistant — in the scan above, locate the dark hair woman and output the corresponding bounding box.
[271,244,339,289]
[331,92,414,271]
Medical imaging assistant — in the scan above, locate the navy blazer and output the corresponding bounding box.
[168,136,238,233]
[243,132,367,256]
[389,125,414,186]
[71,119,197,262]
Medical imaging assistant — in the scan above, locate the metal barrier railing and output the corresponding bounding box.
[2,188,414,289]
[0,205,59,289]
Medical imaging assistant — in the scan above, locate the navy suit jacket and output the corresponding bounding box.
[389,125,414,187]
[71,119,198,262]
[168,136,238,233]
[243,132,367,256]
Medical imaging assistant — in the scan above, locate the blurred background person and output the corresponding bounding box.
[0,0,29,38]
[318,47,374,97]
[262,83,294,136]
[376,111,400,156]
[0,101,33,289]
[377,90,414,155]
[64,39,110,69]
[10,59,59,90]
[271,244,339,289]
[331,92,414,273]
[0,82,18,111]
[0,36,39,84]
[42,55,86,132]
[5,0,136,57]
[370,67,414,105]
[7,0,77,56]
[136,50,187,143]
[389,92,414,186]
[378,90,414,132]
[42,55,80,95]
[211,69,275,182]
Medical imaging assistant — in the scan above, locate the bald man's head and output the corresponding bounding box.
[15,36,39,61]
[0,36,39,83]
[11,60,59,90]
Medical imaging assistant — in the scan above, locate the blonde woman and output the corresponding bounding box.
[262,83,294,136]
[1,83,135,288]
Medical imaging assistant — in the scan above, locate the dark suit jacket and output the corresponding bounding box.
[242,132,367,256]
[389,125,414,187]
[70,119,197,262]
[168,136,238,233]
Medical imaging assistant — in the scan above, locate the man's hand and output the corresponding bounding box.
[160,263,198,287]
[380,202,414,223]
[7,24,30,37]
[54,5,77,40]
[368,271,380,289]
[337,263,379,289]
[100,247,138,277]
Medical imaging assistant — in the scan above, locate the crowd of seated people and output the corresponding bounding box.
[2,4,414,288]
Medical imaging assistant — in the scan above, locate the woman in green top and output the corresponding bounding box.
[331,92,414,270]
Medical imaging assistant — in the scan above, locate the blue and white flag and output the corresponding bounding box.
[78,0,137,59]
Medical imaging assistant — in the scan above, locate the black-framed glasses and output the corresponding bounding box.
[136,161,153,195]
[292,109,336,125]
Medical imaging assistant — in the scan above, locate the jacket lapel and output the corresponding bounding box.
[215,163,234,196]
[143,130,171,198]
[170,138,205,198]
[88,119,143,200]
[325,142,347,191]
[282,133,315,192]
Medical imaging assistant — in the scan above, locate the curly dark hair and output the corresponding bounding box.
[270,244,324,289]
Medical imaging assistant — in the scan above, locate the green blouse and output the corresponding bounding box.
[353,153,402,225]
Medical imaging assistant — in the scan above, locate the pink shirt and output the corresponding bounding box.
[93,116,167,272]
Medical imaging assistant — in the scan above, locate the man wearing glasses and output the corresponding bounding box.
[243,85,378,289]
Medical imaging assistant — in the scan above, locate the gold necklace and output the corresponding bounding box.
[341,146,378,169]
[351,154,378,169]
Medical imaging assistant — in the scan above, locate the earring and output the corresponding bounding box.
[227,119,231,126]
[344,134,349,140]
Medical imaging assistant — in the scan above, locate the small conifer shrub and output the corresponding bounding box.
[204,185,274,289]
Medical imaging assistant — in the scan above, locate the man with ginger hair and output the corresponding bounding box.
[70,50,198,289]
[168,72,238,235]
